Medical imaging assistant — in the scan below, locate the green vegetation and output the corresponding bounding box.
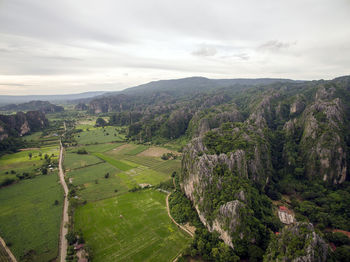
[169,190,200,225]
[204,122,255,155]
[75,126,125,145]
[67,162,127,201]
[183,228,240,262]
[73,143,123,153]
[0,174,63,261]
[0,146,59,186]
[75,190,191,262]
[95,117,107,127]
[289,181,350,231]
[64,152,102,170]
[93,153,135,171]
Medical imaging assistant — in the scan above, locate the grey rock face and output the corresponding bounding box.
[264,223,329,262]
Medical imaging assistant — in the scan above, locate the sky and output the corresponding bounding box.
[0,0,349,95]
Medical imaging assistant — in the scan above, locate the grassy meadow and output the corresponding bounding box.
[75,190,191,262]
[64,152,103,170]
[0,174,63,261]
[75,126,125,145]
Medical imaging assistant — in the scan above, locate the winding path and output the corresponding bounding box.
[165,193,194,238]
[166,192,194,262]
[58,140,69,262]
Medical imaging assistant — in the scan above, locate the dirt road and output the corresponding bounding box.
[0,235,17,262]
[58,140,69,262]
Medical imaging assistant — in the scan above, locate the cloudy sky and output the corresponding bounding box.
[0,0,349,95]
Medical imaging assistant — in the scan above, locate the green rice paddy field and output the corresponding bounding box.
[75,190,191,262]
[0,174,63,261]
[75,126,125,145]
[66,143,180,201]
[68,140,187,261]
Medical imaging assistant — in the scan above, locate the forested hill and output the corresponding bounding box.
[87,77,301,114]
[110,76,299,96]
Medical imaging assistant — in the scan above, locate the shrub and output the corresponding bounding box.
[77,148,88,154]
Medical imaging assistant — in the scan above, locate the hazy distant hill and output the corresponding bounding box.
[0,100,64,113]
[0,91,107,106]
[100,76,300,97]
[87,77,302,113]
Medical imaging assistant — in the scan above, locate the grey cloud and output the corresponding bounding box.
[192,46,218,57]
[0,0,349,94]
[221,53,250,61]
[0,83,32,86]
[258,40,296,51]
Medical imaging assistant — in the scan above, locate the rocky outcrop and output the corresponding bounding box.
[289,95,306,116]
[0,111,49,141]
[74,103,88,111]
[181,112,273,248]
[264,223,329,262]
[283,87,347,184]
[301,98,347,183]
[88,94,132,113]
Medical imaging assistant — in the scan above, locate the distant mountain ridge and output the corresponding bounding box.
[98,76,302,97]
[0,100,64,113]
[86,77,303,113]
[0,91,107,106]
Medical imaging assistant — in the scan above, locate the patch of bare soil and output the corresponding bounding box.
[137,147,177,157]
[184,223,196,235]
[111,144,132,153]
[19,148,40,151]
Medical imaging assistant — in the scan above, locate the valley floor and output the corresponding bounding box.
[65,123,190,261]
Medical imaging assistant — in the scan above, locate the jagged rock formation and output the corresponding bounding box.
[0,111,49,141]
[264,223,329,262]
[283,86,347,184]
[74,103,88,111]
[179,76,350,257]
[88,94,132,113]
[180,95,276,248]
[0,100,64,113]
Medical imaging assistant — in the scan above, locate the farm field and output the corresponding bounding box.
[72,142,123,153]
[67,122,187,261]
[0,173,63,262]
[63,152,103,170]
[0,145,60,185]
[75,190,191,262]
[75,126,125,145]
[66,162,129,201]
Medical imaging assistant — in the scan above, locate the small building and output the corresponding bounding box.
[278,206,295,225]
[74,243,85,251]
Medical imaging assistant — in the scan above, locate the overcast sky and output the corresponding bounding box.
[0,0,349,95]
